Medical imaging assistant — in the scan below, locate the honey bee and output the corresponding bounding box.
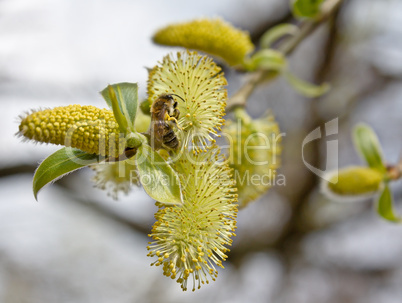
[148,93,184,150]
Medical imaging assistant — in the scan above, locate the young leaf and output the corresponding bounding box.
[260,24,299,49]
[103,85,129,133]
[376,183,402,223]
[101,82,138,133]
[284,71,330,97]
[33,147,100,200]
[135,144,183,205]
[353,124,386,172]
[292,0,324,19]
[246,49,287,72]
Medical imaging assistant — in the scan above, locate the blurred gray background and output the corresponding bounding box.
[1,0,402,302]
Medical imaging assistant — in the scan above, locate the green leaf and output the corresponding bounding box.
[353,124,386,172]
[246,49,287,72]
[101,82,138,133]
[291,0,324,18]
[260,24,299,49]
[376,183,402,223]
[284,71,330,97]
[33,147,100,200]
[135,144,183,205]
[103,85,128,133]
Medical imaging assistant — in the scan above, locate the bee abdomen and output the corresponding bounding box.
[163,128,179,149]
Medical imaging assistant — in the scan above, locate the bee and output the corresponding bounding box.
[148,93,184,150]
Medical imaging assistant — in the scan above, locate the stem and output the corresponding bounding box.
[227,0,344,111]
[387,159,402,181]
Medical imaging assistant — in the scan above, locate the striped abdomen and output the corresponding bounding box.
[162,124,179,149]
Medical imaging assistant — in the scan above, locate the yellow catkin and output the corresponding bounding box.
[147,51,227,153]
[153,18,254,66]
[223,110,281,207]
[147,147,238,291]
[91,158,140,199]
[328,166,383,196]
[18,105,125,157]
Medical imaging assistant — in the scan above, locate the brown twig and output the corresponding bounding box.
[228,0,345,264]
[226,0,344,111]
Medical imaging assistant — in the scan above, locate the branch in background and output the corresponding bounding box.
[272,0,344,261]
[228,0,345,265]
[227,0,344,111]
[0,164,37,178]
[0,162,152,235]
[55,176,152,235]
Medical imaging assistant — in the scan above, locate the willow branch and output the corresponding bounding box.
[227,0,344,111]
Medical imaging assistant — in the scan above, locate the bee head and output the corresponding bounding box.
[158,94,184,114]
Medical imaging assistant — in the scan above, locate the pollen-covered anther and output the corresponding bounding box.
[90,159,139,200]
[147,51,227,153]
[223,110,281,207]
[147,147,237,291]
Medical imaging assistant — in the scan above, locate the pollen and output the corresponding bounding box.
[147,147,238,291]
[18,105,125,157]
[223,110,281,207]
[90,158,140,200]
[148,51,227,153]
[153,18,255,67]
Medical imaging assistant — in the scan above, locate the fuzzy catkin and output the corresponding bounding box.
[18,105,126,157]
[153,18,254,66]
[148,51,227,153]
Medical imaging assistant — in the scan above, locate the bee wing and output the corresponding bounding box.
[149,120,166,150]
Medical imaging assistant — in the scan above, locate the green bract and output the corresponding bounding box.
[260,24,299,49]
[245,49,287,72]
[284,71,330,97]
[101,83,138,134]
[33,147,100,199]
[377,183,402,223]
[135,144,183,205]
[291,0,325,19]
[353,124,386,173]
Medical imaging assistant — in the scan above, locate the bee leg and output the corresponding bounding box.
[167,116,183,130]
